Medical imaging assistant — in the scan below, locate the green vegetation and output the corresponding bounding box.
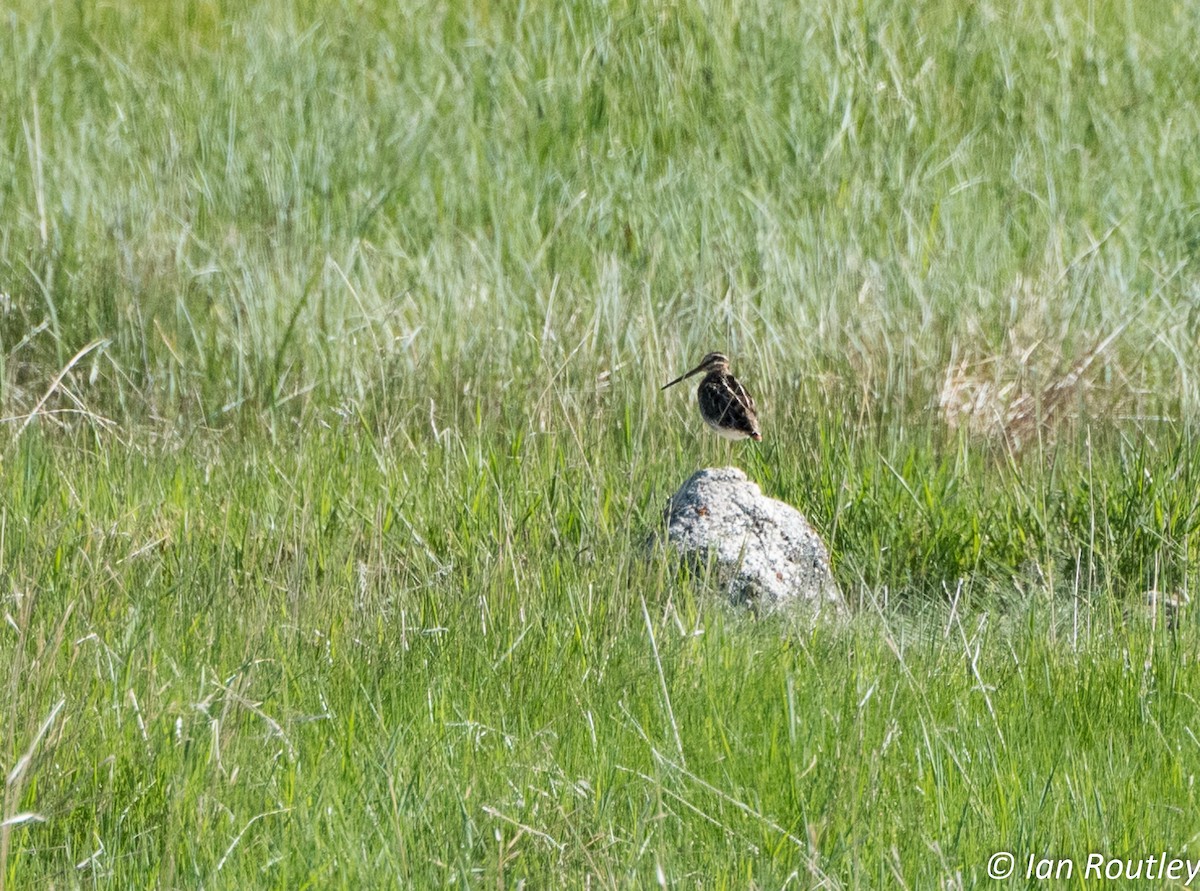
[3,0,1199,886]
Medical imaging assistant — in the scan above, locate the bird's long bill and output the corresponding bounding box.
[661,362,706,390]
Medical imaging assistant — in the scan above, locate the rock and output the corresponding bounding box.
[663,467,845,615]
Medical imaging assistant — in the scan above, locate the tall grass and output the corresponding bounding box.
[3,0,1198,420]
[2,0,1200,886]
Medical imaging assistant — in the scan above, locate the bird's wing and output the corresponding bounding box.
[726,375,756,415]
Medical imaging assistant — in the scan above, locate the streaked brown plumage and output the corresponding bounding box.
[661,352,761,441]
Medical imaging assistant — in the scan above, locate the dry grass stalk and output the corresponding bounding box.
[939,325,1130,452]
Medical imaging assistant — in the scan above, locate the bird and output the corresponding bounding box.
[662,352,762,441]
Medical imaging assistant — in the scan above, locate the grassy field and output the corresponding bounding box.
[3,0,1200,886]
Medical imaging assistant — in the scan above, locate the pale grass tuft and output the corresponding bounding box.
[939,325,1131,452]
[1141,589,1190,630]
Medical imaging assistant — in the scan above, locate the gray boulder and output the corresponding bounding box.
[663,467,845,615]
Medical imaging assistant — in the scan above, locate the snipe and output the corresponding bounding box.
[662,352,761,442]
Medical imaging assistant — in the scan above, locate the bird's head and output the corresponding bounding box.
[661,352,731,389]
